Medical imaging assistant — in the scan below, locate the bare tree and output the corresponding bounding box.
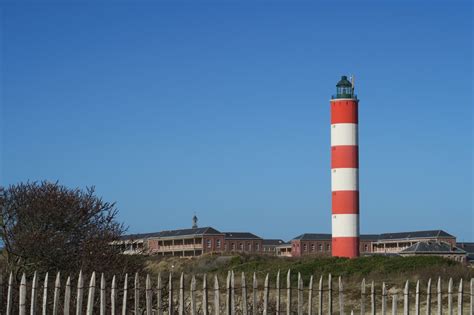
[0,181,144,279]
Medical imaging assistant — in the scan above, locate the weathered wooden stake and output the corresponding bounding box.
[31,271,39,315]
[226,271,232,315]
[214,275,220,315]
[287,270,292,315]
[242,273,248,315]
[19,273,27,315]
[381,282,387,315]
[42,272,49,315]
[122,273,129,315]
[157,273,163,315]
[448,278,453,315]
[426,278,432,315]
[6,272,13,315]
[339,276,344,315]
[308,275,314,315]
[318,275,323,315]
[404,280,409,315]
[53,272,61,315]
[298,273,304,315]
[457,279,463,315]
[111,275,117,315]
[179,273,185,315]
[263,274,269,315]
[190,275,196,315]
[360,279,366,315]
[415,280,420,315]
[100,274,106,315]
[64,276,71,315]
[328,274,333,315]
[86,272,96,315]
[231,271,236,315]
[437,277,441,315]
[470,278,473,315]
[168,273,173,315]
[135,272,140,315]
[392,294,398,315]
[371,281,375,315]
[76,271,84,315]
[203,274,209,315]
[146,274,153,315]
[253,272,258,315]
[276,270,281,315]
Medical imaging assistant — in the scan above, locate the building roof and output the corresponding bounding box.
[122,227,222,240]
[292,233,332,241]
[262,239,286,246]
[378,230,454,241]
[360,234,381,240]
[400,241,466,254]
[456,242,474,254]
[224,232,262,240]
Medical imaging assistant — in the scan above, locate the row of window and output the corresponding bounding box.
[294,243,331,252]
[205,239,260,251]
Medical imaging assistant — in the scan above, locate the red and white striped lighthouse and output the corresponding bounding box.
[330,75,359,258]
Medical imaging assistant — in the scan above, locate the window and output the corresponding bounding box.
[256,243,260,251]
[231,243,235,251]
[319,244,323,252]
[327,244,331,251]
[217,239,221,248]
[303,244,307,251]
[311,244,315,251]
[207,239,212,248]
[240,243,244,251]
[364,244,368,252]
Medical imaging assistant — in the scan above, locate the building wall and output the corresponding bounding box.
[291,240,332,257]
[224,239,263,253]
[202,235,226,253]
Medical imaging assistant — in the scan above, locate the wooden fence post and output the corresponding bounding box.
[146,274,153,315]
[214,275,220,315]
[328,274,333,315]
[76,271,84,315]
[179,273,185,315]
[135,273,140,315]
[168,273,173,315]
[298,273,304,315]
[415,280,420,315]
[392,294,398,315]
[448,278,453,315]
[287,270,292,315]
[31,271,39,315]
[19,274,27,315]
[470,278,473,315]
[437,277,441,315]
[263,274,269,315]
[242,273,248,315]
[308,275,314,315]
[404,281,409,315]
[381,282,387,315]
[64,276,71,315]
[100,274,106,315]
[231,271,236,315]
[157,273,163,315]
[253,273,258,315]
[6,272,13,315]
[111,275,117,315]
[190,276,196,315]
[457,279,463,315]
[318,276,323,315]
[426,278,431,315]
[276,271,281,315]
[86,272,96,315]
[338,277,344,315]
[203,274,209,315]
[360,279,366,315]
[370,281,375,315]
[42,272,49,315]
[226,271,231,315]
[53,272,61,315]
[122,273,129,315]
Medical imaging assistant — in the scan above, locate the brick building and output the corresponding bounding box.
[224,232,262,253]
[262,239,286,255]
[371,230,456,254]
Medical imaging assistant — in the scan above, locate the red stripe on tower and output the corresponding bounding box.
[330,75,360,258]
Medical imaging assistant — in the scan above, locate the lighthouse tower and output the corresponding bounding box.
[330,75,360,258]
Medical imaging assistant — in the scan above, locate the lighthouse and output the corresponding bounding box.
[330,75,360,258]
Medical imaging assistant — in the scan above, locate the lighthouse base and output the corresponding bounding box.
[332,237,360,258]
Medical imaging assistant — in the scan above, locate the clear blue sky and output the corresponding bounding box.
[1,1,472,241]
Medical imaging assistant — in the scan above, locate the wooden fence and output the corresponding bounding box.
[0,270,472,314]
